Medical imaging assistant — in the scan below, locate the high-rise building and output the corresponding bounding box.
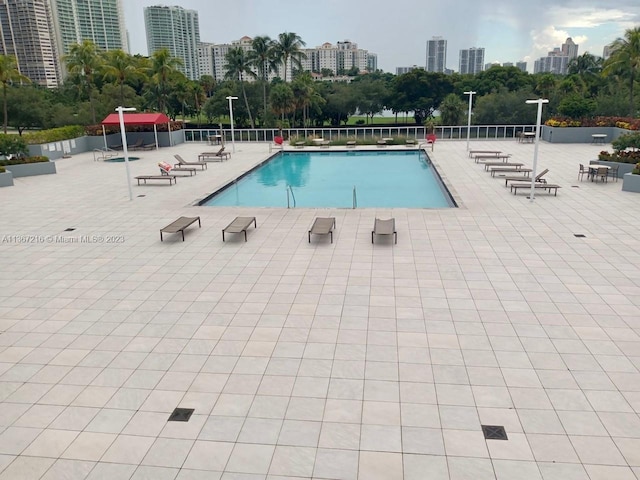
[459,47,484,74]
[0,0,60,87]
[533,38,578,75]
[144,5,200,80]
[516,61,527,72]
[603,39,621,60]
[50,0,128,57]
[426,36,446,72]
[396,65,424,75]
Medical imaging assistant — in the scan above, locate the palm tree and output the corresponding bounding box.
[148,48,182,113]
[274,32,307,82]
[568,52,602,77]
[603,27,640,116]
[0,55,29,133]
[64,40,102,123]
[224,47,256,128]
[534,73,557,99]
[269,83,295,122]
[101,49,139,105]
[249,36,278,123]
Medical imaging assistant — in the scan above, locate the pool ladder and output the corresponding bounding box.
[286,185,296,208]
[352,186,357,209]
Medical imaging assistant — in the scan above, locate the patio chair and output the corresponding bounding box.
[503,168,549,187]
[594,167,608,183]
[222,216,256,242]
[174,154,207,170]
[129,138,144,150]
[578,164,589,181]
[607,165,619,182]
[308,217,336,243]
[372,218,397,244]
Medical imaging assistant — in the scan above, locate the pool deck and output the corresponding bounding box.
[0,140,639,480]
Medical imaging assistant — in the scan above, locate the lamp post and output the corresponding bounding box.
[226,96,238,153]
[525,98,549,203]
[464,91,476,151]
[116,106,136,201]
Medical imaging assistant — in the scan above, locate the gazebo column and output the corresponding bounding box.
[153,124,159,149]
[167,122,172,146]
[102,125,107,149]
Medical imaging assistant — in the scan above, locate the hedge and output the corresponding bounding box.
[23,126,86,145]
[0,155,50,166]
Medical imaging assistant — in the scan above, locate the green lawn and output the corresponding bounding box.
[346,115,418,126]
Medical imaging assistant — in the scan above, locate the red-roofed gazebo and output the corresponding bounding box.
[100,112,172,150]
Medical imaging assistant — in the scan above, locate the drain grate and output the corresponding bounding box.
[168,408,194,422]
[571,185,580,188]
[482,425,508,440]
[64,228,76,232]
[137,194,146,197]
[574,234,586,238]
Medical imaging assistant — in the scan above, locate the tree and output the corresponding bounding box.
[199,75,216,97]
[224,47,256,128]
[269,83,295,122]
[249,36,278,124]
[392,70,454,124]
[557,93,596,118]
[0,55,30,133]
[603,27,640,116]
[439,93,466,125]
[274,32,307,82]
[101,49,139,105]
[147,48,182,114]
[352,76,389,124]
[64,40,102,124]
[534,73,557,98]
[474,88,538,125]
[6,87,47,133]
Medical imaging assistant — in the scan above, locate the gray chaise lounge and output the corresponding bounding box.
[308,217,336,243]
[160,216,201,241]
[222,216,257,242]
[372,218,397,244]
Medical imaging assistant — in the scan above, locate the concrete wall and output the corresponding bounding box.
[0,171,13,187]
[28,136,92,160]
[622,173,640,193]
[5,161,56,177]
[542,126,629,144]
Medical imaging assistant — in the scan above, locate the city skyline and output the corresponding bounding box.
[123,0,639,73]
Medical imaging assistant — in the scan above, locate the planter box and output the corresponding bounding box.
[5,161,56,177]
[0,171,13,187]
[590,160,636,178]
[542,126,630,144]
[622,173,640,192]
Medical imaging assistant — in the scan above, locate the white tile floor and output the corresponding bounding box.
[0,138,639,479]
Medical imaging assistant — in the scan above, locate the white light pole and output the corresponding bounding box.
[464,91,476,151]
[525,98,549,203]
[226,96,238,153]
[116,106,136,201]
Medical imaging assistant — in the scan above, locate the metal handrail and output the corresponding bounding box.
[352,186,357,209]
[92,148,117,162]
[287,185,296,208]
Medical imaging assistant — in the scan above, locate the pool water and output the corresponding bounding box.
[104,156,141,163]
[202,150,455,208]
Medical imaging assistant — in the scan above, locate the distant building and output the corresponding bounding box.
[50,0,128,56]
[396,65,424,75]
[144,5,200,80]
[459,47,485,74]
[0,0,60,87]
[603,39,621,60]
[502,62,513,68]
[533,38,578,75]
[485,62,500,70]
[426,36,447,72]
[516,61,527,72]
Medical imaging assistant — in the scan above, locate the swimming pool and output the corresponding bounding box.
[201,150,455,208]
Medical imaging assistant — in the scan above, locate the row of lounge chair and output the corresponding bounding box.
[160,216,398,244]
[135,150,230,185]
[110,138,156,151]
[470,150,561,196]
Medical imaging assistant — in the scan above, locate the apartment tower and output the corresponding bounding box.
[144,5,200,80]
[49,0,128,57]
[0,0,60,87]
[426,36,447,72]
[459,47,485,74]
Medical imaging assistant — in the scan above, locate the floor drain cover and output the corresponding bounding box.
[482,425,508,440]
[571,185,580,188]
[574,234,586,238]
[168,408,194,422]
[137,194,146,197]
[64,228,76,232]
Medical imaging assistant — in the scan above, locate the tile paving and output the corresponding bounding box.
[0,138,639,479]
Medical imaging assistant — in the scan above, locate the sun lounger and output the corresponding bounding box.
[199,147,230,161]
[128,138,144,150]
[158,161,196,176]
[135,175,176,185]
[308,217,336,243]
[376,140,387,147]
[319,140,331,148]
[502,168,549,186]
[489,167,532,177]
[346,141,356,148]
[222,216,256,242]
[484,162,523,171]
[293,141,305,149]
[510,182,561,196]
[405,139,418,147]
[475,154,512,163]
[372,218,397,244]
[469,150,502,158]
[174,154,207,170]
[160,216,201,241]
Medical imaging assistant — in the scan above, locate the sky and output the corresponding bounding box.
[123,0,640,73]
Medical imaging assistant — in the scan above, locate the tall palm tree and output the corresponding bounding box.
[101,49,139,105]
[64,40,102,123]
[249,36,278,123]
[568,52,602,77]
[603,27,640,116]
[224,47,256,128]
[274,32,307,82]
[148,48,182,114]
[0,55,29,133]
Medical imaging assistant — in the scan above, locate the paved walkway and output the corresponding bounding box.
[0,139,639,479]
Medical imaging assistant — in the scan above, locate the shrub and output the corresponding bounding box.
[22,126,85,145]
[612,132,640,152]
[0,134,29,157]
[557,94,596,119]
[0,166,5,173]
[0,155,49,166]
[633,163,640,175]
[545,116,640,130]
